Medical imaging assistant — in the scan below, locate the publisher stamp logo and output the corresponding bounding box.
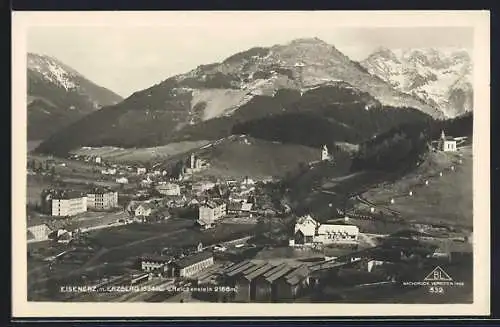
[424,266,452,282]
[401,266,465,294]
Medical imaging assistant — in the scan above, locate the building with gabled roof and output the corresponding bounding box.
[169,251,214,278]
[293,215,319,245]
[274,265,311,301]
[438,130,457,152]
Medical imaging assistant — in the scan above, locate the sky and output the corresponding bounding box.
[26,12,474,98]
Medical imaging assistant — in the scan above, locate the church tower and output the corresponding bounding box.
[295,62,305,88]
[189,153,196,169]
[321,145,329,161]
[441,130,446,140]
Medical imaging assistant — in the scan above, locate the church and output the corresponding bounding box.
[321,145,334,161]
[438,130,457,152]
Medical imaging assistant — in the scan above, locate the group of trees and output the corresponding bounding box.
[351,112,473,174]
[27,159,56,175]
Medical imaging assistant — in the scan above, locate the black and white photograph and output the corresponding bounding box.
[12,11,490,317]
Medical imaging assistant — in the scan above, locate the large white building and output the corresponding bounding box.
[197,200,227,229]
[314,224,359,244]
[87,188,119,210]
[50,192,88,217]
[170,251,214,278]
[291,215,359,246]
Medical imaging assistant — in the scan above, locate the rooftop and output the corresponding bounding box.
[283,265,310,285]
[243,263,275,281]
[44,189,86,200]
[225,261,255,277]
[88,186,116,194]
[141,255,172,263]
[264,265,296,283]
[173,251,214,269]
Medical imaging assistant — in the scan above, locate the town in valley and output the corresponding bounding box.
[25,27,474,304]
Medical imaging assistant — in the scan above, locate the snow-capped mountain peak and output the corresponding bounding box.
[27,53,123,140]
[361,47,473,117]
[27,53,82,91]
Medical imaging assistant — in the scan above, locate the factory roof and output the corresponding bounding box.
[283,265,310,286]
[243,263,275,281]
[141,255,172,263]
[264,265,296,283]
[172,251,213,269]
[225,261,255,277]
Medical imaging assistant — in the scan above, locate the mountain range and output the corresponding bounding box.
[34,38,471,156]
[27,53,123,140]
[361,47,473,118]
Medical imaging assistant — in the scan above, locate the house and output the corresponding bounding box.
[137,167,147,175]
[135,203,154,217]
[187,198,200,207]
[141,255,171,273]
[87,187,118,210]
[292,215,319,246]
[41,189,88,217]
[439,130,457,152]
[227,202,253,217]
[242,177,255,186]
[197,200,227,228]
[314,224,359,244]
[155,183,181,196]
[192,181,216,194]
[168,251,214,278]
[115,177,129,184]
[56,229,73,244]
[101,168,117,175]
[27,223,52,242]
[128,202,154,218]
[95,156,102,164]
[191,181,215,194]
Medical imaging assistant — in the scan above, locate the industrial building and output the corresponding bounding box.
[273,265,310,301]
[314,224,359,244]
[168,251,214,278]
[291,215,360,246]
[253,263,296,302]
[222,260,312,302]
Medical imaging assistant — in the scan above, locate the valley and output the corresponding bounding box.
[24,36,475,305]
